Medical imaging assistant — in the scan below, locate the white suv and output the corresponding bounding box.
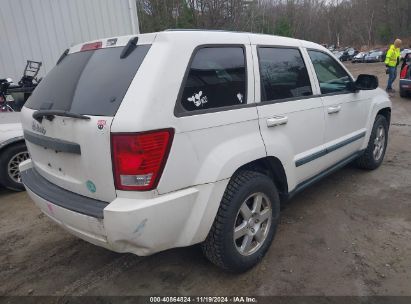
[20,31,391,272]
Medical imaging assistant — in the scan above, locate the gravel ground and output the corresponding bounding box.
[0,62,410,297]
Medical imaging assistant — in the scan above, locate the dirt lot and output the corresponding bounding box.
[1,63,410,297]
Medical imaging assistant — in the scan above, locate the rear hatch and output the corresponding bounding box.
[21,37,151,202]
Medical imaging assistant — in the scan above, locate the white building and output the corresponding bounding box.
[0,0,139,80]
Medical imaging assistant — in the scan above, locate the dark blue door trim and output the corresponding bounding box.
[295,131,366,167]
[289,150,364,199]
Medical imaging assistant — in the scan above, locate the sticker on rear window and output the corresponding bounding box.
[187,91,208,107]
[237,93,244,103]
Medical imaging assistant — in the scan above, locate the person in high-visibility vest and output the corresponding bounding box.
[385,39,402,93]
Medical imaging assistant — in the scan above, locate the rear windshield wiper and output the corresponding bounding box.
[33,110,91,123]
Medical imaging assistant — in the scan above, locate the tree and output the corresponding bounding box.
[136,0,411,47]
[274,17,292,37]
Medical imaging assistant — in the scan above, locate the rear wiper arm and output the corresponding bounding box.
[33,110,91,123]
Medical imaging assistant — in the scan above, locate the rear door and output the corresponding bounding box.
[21,39,151,202]
[254,46,326,189]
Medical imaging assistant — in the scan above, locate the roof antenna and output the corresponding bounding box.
[120,37,139,59]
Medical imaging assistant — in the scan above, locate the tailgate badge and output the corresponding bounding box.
[32,121,46,135]
[86,180,96,193]
[97,120,107,130]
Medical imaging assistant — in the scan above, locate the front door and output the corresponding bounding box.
[307,50,370,167]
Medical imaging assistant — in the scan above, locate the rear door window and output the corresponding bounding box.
[178,47,247,112]
[25,45,151,116]
[258,47,313,102]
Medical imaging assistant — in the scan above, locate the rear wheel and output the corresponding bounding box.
[400,89,407,98]
[356,115,388,170]
[0,142,29,191]
[202,171,280,272]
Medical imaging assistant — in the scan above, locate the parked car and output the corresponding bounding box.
[20,31,391,272]
[401,49,411,60]
[352,51,367,63]
[400,53,411,98]
[365,51,385,63]
[0,113,29,191]
[340,48,359,62]
[332,50,344,61]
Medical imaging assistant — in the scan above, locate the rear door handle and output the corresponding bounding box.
[327,105,342,114]
[267,116,288,128]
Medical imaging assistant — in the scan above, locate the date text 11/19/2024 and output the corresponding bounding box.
[149,296,258,303]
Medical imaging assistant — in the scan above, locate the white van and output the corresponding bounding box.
[20,30,391,272]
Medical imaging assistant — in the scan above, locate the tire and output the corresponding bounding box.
[202,170,280,272]
[356,115,388,170]
[0,142,29,191]
[400,89,407,98]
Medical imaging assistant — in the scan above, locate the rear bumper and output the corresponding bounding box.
[21,159,228,256]
[21,167,108,218]
[400,79,411,91]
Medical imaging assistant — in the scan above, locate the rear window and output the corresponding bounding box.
[258,47,313,102]
[178,47,247,113]
[25,45,150,116]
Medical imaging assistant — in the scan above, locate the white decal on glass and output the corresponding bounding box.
[187,91,208,107]
[237,93,244,103]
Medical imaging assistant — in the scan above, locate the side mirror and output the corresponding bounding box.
[355,74,378,90]
[346,81,359,93]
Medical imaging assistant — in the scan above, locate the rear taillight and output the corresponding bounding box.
[111,129,174,191]
[400,65,409,79]
[81,41,102,52]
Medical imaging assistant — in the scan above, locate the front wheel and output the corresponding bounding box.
[356,115,388,170]
[202,171,280,272]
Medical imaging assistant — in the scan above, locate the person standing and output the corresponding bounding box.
[385,39,402,93]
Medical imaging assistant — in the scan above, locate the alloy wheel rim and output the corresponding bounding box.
[7,151,29,183]
[373,125,386,161]
[233,192,272,256]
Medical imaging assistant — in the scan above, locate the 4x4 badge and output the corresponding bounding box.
[97,120,107,130]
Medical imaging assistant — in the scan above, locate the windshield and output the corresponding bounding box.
[25,45,151,117]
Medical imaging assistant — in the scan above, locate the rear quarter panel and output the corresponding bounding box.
[111,32,267,195]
